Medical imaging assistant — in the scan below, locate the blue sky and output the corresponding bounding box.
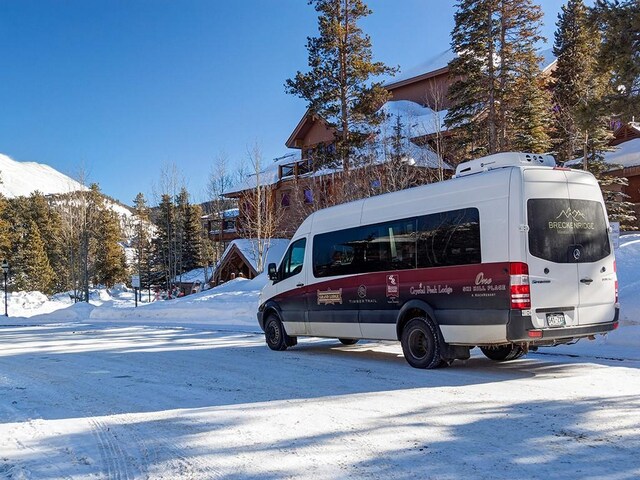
[0,0,566,205]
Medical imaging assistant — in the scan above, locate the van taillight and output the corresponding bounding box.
[510,262,531,309]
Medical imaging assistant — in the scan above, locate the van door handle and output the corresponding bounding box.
[296,283,305,287]
[580,278,593,285]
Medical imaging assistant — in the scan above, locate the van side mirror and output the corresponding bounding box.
[268,263,278,281]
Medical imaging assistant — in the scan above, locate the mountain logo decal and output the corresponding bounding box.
[555,208,586,221]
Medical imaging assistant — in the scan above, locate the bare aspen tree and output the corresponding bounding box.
[57,178,86,300]
[239,143,284,273]
[424,79,450,180]
[151,162,186,288]
[206,152,237,261]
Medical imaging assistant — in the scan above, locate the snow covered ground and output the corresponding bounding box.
[1,236,640,479]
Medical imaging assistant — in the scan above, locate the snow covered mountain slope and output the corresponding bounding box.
[0,152,86,198]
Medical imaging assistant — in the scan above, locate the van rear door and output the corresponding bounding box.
[524,169,614,328]
[565,171,616,325]
[524,169,580,328]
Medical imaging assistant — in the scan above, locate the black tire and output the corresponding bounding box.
[401,317,443,369]
[480,344,526,362]
[264,315,288,351]
[338,338,359,346]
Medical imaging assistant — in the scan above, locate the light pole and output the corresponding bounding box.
[1,259,9,317]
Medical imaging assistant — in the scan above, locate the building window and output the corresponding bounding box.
[297,159,312,176]
[303,189,313,204]
[223,219,236,232]
[280,164,295,179]
[281,192,290,207]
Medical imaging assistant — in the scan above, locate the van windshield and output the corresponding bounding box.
[527,198,610,263]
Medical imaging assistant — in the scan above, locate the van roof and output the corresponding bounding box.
[296,153,570,237]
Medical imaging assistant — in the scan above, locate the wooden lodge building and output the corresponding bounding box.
[220,48,640,245]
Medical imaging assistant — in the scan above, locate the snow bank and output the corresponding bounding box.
[4,276,267,333]
[613,233,640,326]
[88,276,266,331]
[2,290,71,318]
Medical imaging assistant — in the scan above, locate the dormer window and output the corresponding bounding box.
[279,158,314,180]
[280,164,295,178]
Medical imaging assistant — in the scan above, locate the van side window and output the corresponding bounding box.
[279,238,307,280]
[312,208,480,278]
[360,219,417,272]
[416,208,481,268]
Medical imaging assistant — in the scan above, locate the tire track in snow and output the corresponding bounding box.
[89,418,134,480]
[103,413,226,480]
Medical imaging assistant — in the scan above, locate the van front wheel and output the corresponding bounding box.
[401,317,443,369]
[480,344,525,361]
[265,315,288,351]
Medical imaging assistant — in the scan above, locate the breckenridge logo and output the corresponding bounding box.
[548,208,595,230]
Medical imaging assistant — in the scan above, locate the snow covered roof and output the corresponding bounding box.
[538,47,557,73]
[604,139,640,168]
[223,208,239,218]
[387,49,456,86]
[382,100,448,138]
[218,239,290,273]
[223,154,301,196]
[172,267,212,284]
[387,47,556,87]
[564,139,640,169]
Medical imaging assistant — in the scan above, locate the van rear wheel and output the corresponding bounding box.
[401,317,443,369]
[480,344,526,362]
[265,314,288,351]
[338,338,359,345]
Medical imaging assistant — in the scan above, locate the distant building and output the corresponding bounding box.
[213,239,289,284]
[604,123,640,221]
[202,207,239,244]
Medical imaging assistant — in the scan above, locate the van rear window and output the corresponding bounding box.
[527,199,610,263]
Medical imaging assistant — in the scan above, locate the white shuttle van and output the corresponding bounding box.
[257,152,619,368]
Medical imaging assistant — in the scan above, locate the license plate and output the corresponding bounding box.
[546,313,566,327]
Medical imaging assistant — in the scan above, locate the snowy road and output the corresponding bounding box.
[1,323,639,479]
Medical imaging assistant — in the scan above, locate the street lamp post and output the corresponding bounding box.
[1,259,9,317]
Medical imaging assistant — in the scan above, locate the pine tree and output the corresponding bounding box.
[446,0,549,159]
[511,64,552,152]
[183,203,204,272]
[132,193,152,293]
[593,0,640,121]
[16,221,55,294]
[151,194,175,289]
[285,0,397,171]
[0,194,11,261]
[26,192,64,290]
[174,188,190,278]
[4,197,32,288]
[552,1,635,228]
[446,0,495,157]
[94,208,127,287]
[552,0,605,163]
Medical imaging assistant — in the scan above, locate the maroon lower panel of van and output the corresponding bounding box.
[273,262,512,326]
